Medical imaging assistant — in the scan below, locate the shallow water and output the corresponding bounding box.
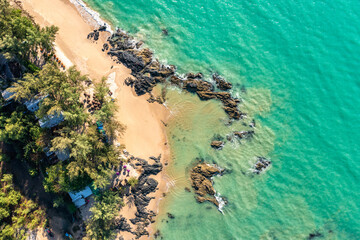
[83,0,360,238]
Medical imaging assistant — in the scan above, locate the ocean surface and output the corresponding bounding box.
[81,0,360,239]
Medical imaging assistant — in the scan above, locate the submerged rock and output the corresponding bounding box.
[253,157,271,174]
[234,130,254,139]
[162,29,169,36]
[212,73,232,91]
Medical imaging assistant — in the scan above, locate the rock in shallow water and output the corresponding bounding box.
[210,140,224,149]
[190,163,224,207]
[253,157,271,174]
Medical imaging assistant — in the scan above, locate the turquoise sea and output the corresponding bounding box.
[82,0,360,239]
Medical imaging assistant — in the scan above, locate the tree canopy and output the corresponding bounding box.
[0,174,46,240]
[0,0,58,62]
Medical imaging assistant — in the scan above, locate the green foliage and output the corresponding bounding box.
[0,174,45,239]
[85,191,123,240]
[43,162,91,193]
[127,177,138,188]
[52,197,64,208]
[0,0,58,62]
[11,64,89,127]
[28,168,38,177]
[0,107,43,164]
[0,109,39,143]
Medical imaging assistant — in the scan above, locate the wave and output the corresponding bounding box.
[215,192,225,214]
[69,0,113,34]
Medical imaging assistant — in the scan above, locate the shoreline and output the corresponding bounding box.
[18,0,172,238]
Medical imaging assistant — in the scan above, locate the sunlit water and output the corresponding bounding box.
[82,0,360,238]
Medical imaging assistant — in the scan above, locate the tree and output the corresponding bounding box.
[84,190,123,240]
[0,174,45,240]
[0,0,58,62]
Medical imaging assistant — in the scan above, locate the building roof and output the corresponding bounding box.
[24,95,48,112]
[68,186,93,208]
[1,88,15,101]
[55,148,70,161]
[39,112,64,128]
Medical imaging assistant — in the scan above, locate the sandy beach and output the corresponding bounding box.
[17,0,170,238]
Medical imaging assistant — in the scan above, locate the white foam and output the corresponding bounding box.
[69,0,113,34]
[215,192,225,214]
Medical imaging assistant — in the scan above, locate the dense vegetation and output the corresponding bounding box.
[84,190,124,240]
[0,174,46,240]
[0,0,126,238]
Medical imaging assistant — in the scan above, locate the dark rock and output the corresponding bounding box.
[210,141,224,149]
[184,187,191,192]
[167,213,175,219]
[93,31,99,41]
[170,75,182,86]
[183,79,214,93]
[102,43,109,52]
[249,119,256,128]
[114,217,132,232]
[133,223,149,239]
[253,157,271,174]
[98,25,107,31]
[162,29,169,36]
[186,72,203,79]
[143,60,175,79]
[108,48,153,73]
[307,231,322,240]
[108,29,136,50]
[212,73,232,90]
[142,162,163,176]
[154,230,161,239]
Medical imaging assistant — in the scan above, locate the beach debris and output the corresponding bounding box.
[190,163,224,207]
[210,140,224,149]
[253,157,271,174]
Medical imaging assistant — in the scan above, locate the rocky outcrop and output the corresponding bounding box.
[196,91,244,119]
[210,141,224,149]
[127,157,163,238]
[213,73,232,91]
[183,78,214,93]
[108,48,153,73]
[253,157,271,174]
[190,163,223,207]
[114,216,132,232]
[91,29,245,120]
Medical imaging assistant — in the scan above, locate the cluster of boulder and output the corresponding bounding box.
[190,163,224,207]
[126,157,163,239]
[178,73,244,120]
[90,27,245,120]
[210,130,255,149]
